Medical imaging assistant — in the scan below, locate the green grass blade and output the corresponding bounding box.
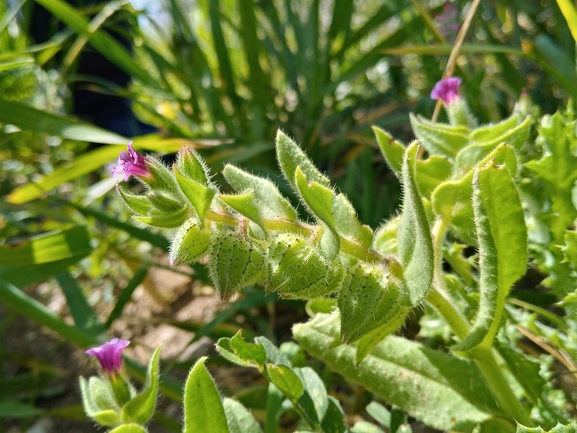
[105,266,148,327]
[56,271,106,336]
[34,0,159,89]
[0,279,97,347]
[0,99,126,144]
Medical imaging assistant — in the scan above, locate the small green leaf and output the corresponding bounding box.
[295,167,373,248]
[117,185,152,216]
[276,130,330,189]
[176,146,211,185]
[431,143,517,244]
[338,263,408,344]
[470,113,520,143]
[220,190,265,231]
[373,126,404,177]
[266,364,304,401]
[121,346,160,425]
[409,114,469,158]
[169,219,212,266]
[223,398,263,433]
[561,230,577,265]
[174,167,216,223]
[147,192,183,213]
[321,396,347,433]
[215,338,252,368]
[372,217,399,256]
[268,233,344,299]
[223,165,297,221]
[398,142,434,305]
[109,424,148,433]
[415,155,452,198]
[230,331,267,369]
[366,402,391,428]
[295,367,329,422]
[133,207,188,229]
[456,115,531,171]
[453,163,527,351]
[208,232,266,300]
[79,376,120,426]
[183,357,230,433]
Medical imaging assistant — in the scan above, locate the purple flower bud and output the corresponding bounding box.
[430,77,462,105]
[86,339,130,375]
[112,142,150,181]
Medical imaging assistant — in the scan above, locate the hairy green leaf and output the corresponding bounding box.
[223,165,297,221]
[398,142,434,305]
[293,314,504,432]
[453,163,527,351]
[174,167,216,223]
[409,114,469,158]
[223,398,263,433]
[373,126,405,177]
[220,190,265,231]
[121,347,160,425]
[183,357,230,433]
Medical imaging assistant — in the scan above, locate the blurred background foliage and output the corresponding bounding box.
[1,0,577,431]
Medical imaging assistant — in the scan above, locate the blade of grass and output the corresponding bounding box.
[105,265,148,328]
[56,271,106,335]
[35,0,160,89]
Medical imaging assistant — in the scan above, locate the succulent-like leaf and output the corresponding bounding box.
[409,114,469,158]
[133,207,188,228]
[169,218,212,265]
[220,190,265,231]
[183,357,230,433]
[293,314,505,432]
[453,163,527,351]
[398,142,434,305]
[267,233,344,299]
[208,232,266,300]
[174,167,216,223]
[223,398,263,433]
[117,185,152,216]
[223,165,297,221]
[276,130,330,190]
[121,346,160,425]
[338,263,408,344]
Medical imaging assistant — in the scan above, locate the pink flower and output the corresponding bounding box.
[430,77,462,105]
[112,142,150,181]
[86,339,130,374]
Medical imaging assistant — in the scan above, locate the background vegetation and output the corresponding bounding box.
[2,0,577,431]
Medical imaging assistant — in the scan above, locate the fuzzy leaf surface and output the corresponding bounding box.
[453,163,527,351]
[223,165,297,221]
[398,142,434,305]
[223,398,263,433]
[293,314,503,432]
[183,357,230,433]
[174,167,216,223]
[409,114,469,158]
[373,126,404,177]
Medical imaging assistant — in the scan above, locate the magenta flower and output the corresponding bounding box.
[111,142,150,181]
[430,77,462,105]
[86,339,130,374]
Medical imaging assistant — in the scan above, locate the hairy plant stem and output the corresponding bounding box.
[426,217,532,426]
[203,208,383,262]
